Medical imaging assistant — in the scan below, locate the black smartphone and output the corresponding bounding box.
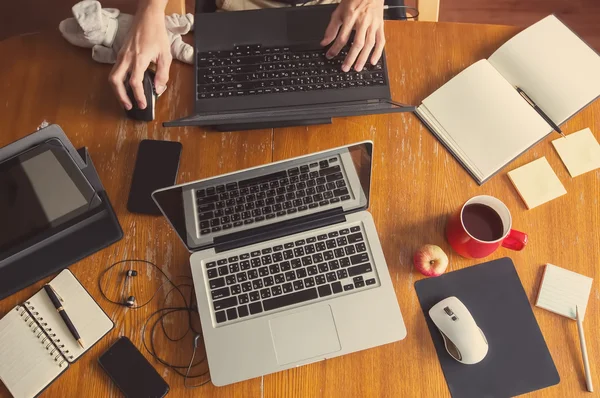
[98,337,169,398]
[127,140,182,215]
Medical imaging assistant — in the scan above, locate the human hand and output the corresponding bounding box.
[109,4,171,110]
[320,0,385,73]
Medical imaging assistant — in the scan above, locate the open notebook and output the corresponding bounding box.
[0,269,113,398]
[416,15,600,184]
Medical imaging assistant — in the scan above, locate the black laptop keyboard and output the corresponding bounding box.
[196,44,386,99]
[206,224,378,324]
[197,157,352,235]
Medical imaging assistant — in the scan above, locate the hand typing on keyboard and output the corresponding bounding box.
[321,0,386,73]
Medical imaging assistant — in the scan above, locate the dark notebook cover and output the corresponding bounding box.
[414,258,560,398]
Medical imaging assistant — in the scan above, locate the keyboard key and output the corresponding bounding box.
[282,282,293,293]
[334,248,345,258]
[252,279,263,290]
[318,284,332,297]
[210,277,225,289]
[332,281,343,294]
[318,263,329,273]
[250,291,260,301]
[315,275,326,285]
[343,284,354,291]
[226,308,238,320]
[217,259,228,265]
[326,240,337,249]
[230,284,242,295]
[350,253,369,265]
[260,288,272,299]
[241,282,252,292]
[229,263,240,273]
[249,302,263,314]
[293,280,304,290]
[304,277,316,287]
[296,268,307,278]
[216,311,227,323]
[274,245,283,251]
[251,258,261,267]
[248,269,259,279]
[307,265,318,275]
[271,285,283,296]
[275,274,285,284]
[285,271,296,281]
[263,276,275,287]
[348,262,373,277]
[366,278,376,286]
[350,226,360,232]
[213,295,236,310]
[328,260,340,270]
[353,276,364,283]
[291,259,302,269]
[301,256,313,266]
[207,269,218,279]
[323,251,334,261]
[211,287,230,300]
[262,288,319,311]
[345,245,356,255]
[226,275,236,285]
[280,261,291,271]
[238,305,249,317]
[206,261,217,268]
[326,272,337,282]
[340,258,351,267]
[337,269,348,279]
[237,272,248,283]
[355,280,365,288]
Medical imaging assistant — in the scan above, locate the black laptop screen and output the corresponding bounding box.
[152,141,373,252]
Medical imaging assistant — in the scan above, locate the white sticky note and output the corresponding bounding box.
[536,263,593,320]
[507,157,567,209]
[552,128,600,177]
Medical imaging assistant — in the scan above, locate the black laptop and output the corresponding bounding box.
[164,5,414,130]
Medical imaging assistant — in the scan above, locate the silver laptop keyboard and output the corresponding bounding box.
[196,156,351,235]
[205,224,378,324]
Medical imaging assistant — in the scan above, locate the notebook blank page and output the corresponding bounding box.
[27,270,113,361]
[0,307,65,398]
[489,15,600,125]
[536,263,593,320]
[421,60,551,180]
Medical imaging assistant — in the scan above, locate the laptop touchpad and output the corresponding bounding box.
[269,305,341,365]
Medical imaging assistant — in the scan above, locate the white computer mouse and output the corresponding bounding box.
[429,296,488,365]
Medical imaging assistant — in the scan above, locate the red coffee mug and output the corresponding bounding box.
[446,195,528,259]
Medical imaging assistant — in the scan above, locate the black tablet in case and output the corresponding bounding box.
[0,124,123,300]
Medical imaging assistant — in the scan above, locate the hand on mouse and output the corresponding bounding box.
[109,0,171,110]
[321,0,385,73]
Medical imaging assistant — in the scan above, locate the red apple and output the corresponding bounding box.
[413,244,449,277]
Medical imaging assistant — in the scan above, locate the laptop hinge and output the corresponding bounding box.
[213,208,346,253]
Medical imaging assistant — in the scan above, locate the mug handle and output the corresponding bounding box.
[502,229,528,251]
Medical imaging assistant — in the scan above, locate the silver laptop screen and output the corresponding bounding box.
[152,141,372,252]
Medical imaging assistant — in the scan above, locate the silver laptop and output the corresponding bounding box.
[152,141,406,386]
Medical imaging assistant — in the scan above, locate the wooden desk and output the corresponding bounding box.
[0,21,599,398]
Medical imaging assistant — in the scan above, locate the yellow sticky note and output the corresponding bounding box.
[508,157,567,209]
[552,128,600,177]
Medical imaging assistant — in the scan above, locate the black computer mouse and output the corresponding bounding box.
[125,69,158,121]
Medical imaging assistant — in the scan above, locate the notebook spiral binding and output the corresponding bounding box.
[16,303,74,367]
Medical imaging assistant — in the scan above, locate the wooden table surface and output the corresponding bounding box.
[0,20,599,398]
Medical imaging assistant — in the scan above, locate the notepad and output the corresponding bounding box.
[552,128,600,177]
[0,269,113,398]
[507,157,567,209]
[536,263,593,321]
[416,15,600,184]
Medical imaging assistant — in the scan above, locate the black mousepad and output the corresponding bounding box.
[414,257,559,398]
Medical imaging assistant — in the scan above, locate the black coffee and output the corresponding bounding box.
[462,203,504,241]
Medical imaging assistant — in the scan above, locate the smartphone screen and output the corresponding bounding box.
[127,140,182,215]
[98,337,169,398]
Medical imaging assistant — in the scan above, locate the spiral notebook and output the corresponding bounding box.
[0,269,113,398]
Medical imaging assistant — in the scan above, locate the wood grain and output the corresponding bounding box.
[1,21,599,398]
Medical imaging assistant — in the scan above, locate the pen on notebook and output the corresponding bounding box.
[43,284,85,349]
[576,306,593,392]
[516,87,566,139]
